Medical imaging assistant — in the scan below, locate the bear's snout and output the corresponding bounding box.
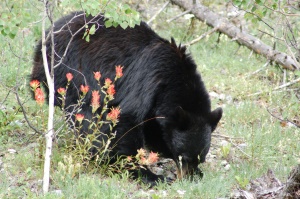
[176,160,203,179]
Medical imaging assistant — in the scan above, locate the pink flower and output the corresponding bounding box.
[94,71,101,81]
[115,65,123,78]
[107,84,116,96]
[80,85,89,95]
[57,87,66,95]
[104,78,112,87]
[127,156,132,162]
[75,113,84,123]
[148,152,159,164]
[35,88,45,106]
[30,80,40,91]
[106,107,121,123]
[66,73,73,82]
[91,90,100,113]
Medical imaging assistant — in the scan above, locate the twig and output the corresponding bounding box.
[213,133,251,158]
[231,2,274,31]
[247,77,300,96]
[112,117,165,149]
[229,140,251,158]
[147,1,170,25]
[274,77,300,90]
[283,28,300,69]
[257,29,284,42]
[14,88,42,134]
[263,3,300,17]
[166,8,192,23]
[247,60,270,77]
[266,107,300,128]
[212,133,244,140]
[0,90,11,105]
[184,27,218,46]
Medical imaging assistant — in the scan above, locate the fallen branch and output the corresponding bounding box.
[147,1,170,25]
[267,107,300,128]
[247,60,270,77]
[166,8,191,23]
[170,0,300,71]
[274,77,300,90]
[185,27,218,46]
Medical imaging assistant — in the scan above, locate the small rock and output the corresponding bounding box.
[152,167,164,176]
[51,190,63,196]
[177,190,186,195]
[220,140,229,146]
[238,143,247,149]
[7,149,17,154]
[221,160,228,166]
[224,164,231,171]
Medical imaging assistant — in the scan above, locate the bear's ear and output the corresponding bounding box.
[170,37,186,59]
[210,107,223,131]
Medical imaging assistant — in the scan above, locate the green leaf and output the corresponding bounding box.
[104,20,113,28]
[125,8,132,14]
[120,21,128,29]
[85,34,90,42]
[9,32,16,39]
[89,24,96,35]
[112,21,119,28]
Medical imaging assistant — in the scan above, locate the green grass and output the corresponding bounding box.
[0,0,300,198]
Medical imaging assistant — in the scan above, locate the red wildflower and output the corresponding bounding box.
[91,90,100,113]
[80,85,89,95]
[106,107,121,123]
[107,84,116,96]
[75,113,84,123]
[148,152,159,164]
[34,88,45,106]
[127,156,132,162]
[30,80,40,91]
[57,87,66,95]
[94,71,101,81]
[66,73,73,82]
[115,65,123,78]
[104,78,112,87]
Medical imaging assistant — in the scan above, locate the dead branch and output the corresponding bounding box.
[274,77,300,90]
[14,90,42,134]
[247,61,270,77]
[170,0,300,71]
[185,27,218,46]
[166,8,192,23]
[147,1,170,25]
[267,107,300,128]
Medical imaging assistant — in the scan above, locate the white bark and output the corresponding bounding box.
[41,0,55,194]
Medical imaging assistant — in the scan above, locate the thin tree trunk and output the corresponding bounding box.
[170,0,300,71]
[42,0,55,194]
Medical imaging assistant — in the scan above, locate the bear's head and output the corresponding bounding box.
[166,107,222,179]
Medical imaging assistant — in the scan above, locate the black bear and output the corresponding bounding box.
[31,11,222,185]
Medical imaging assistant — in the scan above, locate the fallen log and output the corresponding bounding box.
[170,0,300,71]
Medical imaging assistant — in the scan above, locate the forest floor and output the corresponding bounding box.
[0,0,299,198]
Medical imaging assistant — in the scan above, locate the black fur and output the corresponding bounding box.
[31,12,222,185]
